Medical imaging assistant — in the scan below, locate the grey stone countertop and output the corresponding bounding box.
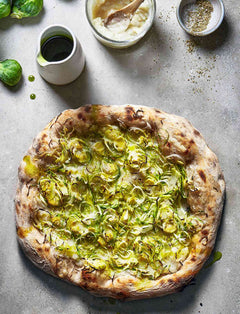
[0,1,239,313]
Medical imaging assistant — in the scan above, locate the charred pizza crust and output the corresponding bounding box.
[15,105,225,300]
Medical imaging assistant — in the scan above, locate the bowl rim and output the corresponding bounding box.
[176,0,225,36]
[85,0,156,45]
[37,24,77,65]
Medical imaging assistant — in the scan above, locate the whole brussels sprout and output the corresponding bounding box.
[0,59,22,86]
[0,0,11,19]
[11,0,43,19]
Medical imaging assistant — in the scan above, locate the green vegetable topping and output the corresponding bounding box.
[23,155,39,177]
[0,0,11,19]
[31,124,204,280]
[0,59,22,86]
[11,0,43,19]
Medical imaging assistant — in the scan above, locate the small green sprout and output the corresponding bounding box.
[0,59,22,86]
[0,0,11,19]
[11,0,43,19]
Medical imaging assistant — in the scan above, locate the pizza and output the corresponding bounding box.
[15,104,225,300]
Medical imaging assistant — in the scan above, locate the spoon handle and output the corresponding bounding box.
[122,0,145,16]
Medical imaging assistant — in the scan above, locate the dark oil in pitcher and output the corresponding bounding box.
[41,35,74,62]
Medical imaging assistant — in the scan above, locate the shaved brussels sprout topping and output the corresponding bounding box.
[23,155,39,177]
[29,124,204,280]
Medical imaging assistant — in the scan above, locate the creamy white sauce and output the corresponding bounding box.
[92,0,151,41]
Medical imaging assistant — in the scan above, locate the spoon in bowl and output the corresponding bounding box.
[104,0,145,32]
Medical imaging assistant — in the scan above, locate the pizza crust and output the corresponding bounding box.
[15,104,225,300]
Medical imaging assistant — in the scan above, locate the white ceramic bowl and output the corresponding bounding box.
[85,0,156,48]
[176,0,225,36]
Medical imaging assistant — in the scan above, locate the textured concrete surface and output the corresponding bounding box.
[0,1,239,313]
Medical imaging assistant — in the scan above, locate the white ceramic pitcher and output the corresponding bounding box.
[37,24,85,85]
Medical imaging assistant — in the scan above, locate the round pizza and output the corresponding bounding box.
[15,104,225,300]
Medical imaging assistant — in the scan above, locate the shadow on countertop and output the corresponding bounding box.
[46,22,170,106]
[0,8,46,31]
[94,16,232,61]
[44,65,98,109]
[17,192,226,313]
[184,17,232,52]
[46,16,232,107]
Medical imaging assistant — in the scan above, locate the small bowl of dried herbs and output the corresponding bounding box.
[176,0,225,36]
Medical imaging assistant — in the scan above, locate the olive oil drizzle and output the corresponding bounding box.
[28,75,35,82]
[30,93,36,100]
[205,251,222,268]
